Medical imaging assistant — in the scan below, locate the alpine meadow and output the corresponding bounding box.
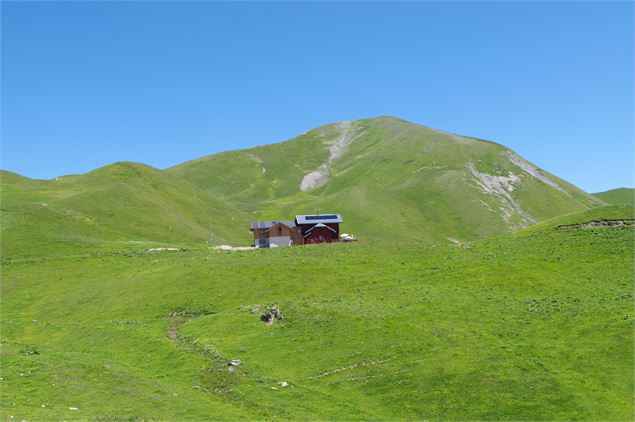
[1,116,633,420]
[2,1,634,420]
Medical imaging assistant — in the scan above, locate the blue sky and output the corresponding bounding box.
[2,1,633,192]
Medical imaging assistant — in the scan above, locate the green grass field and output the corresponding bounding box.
[2,205,632,420]
[593,188,634,206]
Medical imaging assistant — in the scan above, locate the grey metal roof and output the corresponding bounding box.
[250,220,296,230]
[295,214,343,225]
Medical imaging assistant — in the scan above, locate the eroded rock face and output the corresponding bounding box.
[260,307,284,325]
[467,162,537,228]
[506,151,568,195]
[300,122,366,191]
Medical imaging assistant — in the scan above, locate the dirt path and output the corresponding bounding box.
[166,317,191,340]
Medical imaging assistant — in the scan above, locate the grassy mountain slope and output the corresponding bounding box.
[0,170,31,184]
[3,205,632,420]
[169,117,604,243]
[592,187,634,205]
[1,163,250,259]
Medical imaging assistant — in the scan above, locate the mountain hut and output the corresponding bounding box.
[249,213,343,247]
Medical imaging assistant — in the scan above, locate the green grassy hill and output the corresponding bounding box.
[0,163,250,259]
[2,116,607,259]
[592,187,634,205]
[2,205,632,420]
[169,116,604,243]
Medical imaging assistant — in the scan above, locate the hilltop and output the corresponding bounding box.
[592,187,634,205]
[3,205,632,420]
[0,162,250,258]
[169,116,603,243]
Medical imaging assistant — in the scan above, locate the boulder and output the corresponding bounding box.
[260,307,284,324]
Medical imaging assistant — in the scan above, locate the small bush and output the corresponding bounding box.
[19,345,40,356]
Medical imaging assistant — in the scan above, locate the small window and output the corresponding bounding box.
[278,226,282,233]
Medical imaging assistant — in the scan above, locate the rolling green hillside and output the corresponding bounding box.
[0,163,250,259]
[2,117,606,258]
[592,187,634,205]
[2,205,632,420]
[1,118,629,420]
[169,117,604,243]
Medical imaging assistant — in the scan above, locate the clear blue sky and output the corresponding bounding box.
[2,1,633,192]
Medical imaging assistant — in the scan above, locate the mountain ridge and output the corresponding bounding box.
[1,161,250,258]
[592,187,634,205]
[2,116,608,257]
[168,116,604,242]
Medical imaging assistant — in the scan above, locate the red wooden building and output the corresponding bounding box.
[295,214,342,245]
[250,214,343,247]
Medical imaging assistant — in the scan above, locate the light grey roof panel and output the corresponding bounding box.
[295,214,343,224]
[250,220,296,230]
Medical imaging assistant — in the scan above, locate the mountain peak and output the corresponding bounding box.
[169,117,603,242]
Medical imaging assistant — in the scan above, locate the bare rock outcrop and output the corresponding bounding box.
[300,122,366,191]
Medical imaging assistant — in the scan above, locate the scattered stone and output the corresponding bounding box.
[227,359,241,372]
[260,307,284,325]
[278,381,288,387]
[147,247,181,252]
[69,407,79,411]
[212,245,257,251]
[584,220,634,228]
[270,387,278,390]
[556,220,635,231]
[247,305,262,314]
